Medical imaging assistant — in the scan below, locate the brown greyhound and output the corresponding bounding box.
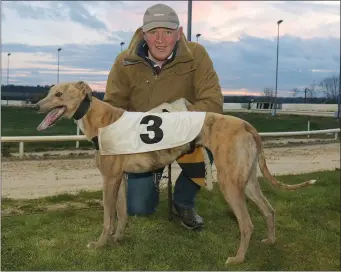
[34,81,316,265]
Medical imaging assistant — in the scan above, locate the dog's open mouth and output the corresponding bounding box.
[37,106,66,131]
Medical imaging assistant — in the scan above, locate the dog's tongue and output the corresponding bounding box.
[37,107,65,131]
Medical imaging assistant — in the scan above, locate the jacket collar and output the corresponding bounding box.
[124,27,194,65]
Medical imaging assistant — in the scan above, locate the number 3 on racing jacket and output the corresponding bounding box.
[97,111,206,155]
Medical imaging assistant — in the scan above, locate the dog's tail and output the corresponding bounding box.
[203,147,214,191]
[245,122,316,191]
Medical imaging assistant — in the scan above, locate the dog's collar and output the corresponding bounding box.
[72,93,98,149]
[73,95,91,120]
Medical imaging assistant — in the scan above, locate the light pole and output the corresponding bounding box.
[7,53,11,85]
[273,19,283,116]
[196,33,201,43]
[57,48,62,84]
[337,71,340,120]
[120,42,125,52]
[187,0,192,41]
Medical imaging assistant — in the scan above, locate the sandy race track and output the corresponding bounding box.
[1,143,340,200]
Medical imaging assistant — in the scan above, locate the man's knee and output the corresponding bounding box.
[126,172,160,216]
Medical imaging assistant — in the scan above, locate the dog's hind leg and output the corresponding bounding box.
[217,169,254,265]
[245,162,275,245]
[112,174,128,242]
[87,174,122,249]
[211,134,255,265]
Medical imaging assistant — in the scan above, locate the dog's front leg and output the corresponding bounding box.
[87,174,122,249]
[112,174,128,242]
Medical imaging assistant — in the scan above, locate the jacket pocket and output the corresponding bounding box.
[171,68,196,99]
[174,68,196,76]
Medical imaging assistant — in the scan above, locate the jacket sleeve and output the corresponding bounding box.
[103,53,132,110]
[190,45,224,114]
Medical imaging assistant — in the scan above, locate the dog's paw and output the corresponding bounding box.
[111,234,123,243]
[308,179,316,185]
[261,238,276,245]
[86,241,99,249]
[225,256,244,265]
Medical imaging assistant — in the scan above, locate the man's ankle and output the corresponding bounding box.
[172,202,204,231]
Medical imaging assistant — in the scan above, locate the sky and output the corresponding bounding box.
[1,1,340,97]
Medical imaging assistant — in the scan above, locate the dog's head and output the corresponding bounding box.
[35,81,93,131]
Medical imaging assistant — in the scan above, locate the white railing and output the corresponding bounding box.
[1,128,340,159]
[223,108,336,117]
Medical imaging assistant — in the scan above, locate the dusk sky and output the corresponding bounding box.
[1,1,340,97]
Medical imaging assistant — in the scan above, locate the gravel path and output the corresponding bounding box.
[1,143,339,199]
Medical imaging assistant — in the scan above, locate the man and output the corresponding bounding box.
[104,3,223,231]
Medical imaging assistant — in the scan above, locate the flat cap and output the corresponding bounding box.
[142,4,180,32]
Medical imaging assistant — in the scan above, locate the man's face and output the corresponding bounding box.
[144,27,182,61]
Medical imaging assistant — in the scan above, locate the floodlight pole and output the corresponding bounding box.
[57,48,62,84]
[7,53,11,85]
[273,19,283,116]
[196,33,201,43]
[187,0,192,41]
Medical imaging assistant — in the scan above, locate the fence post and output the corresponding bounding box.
[335,132,338,140]
[307,120,310,138]
[19,142,24,159]
[76,124,80,149]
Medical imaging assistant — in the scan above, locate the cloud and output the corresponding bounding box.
[272,1,340,16]
[222,88,263,97]
[312,69,339,73]
[2,33,339,97]
[59,1,108,31]
[1,1,112,46]
[1,1,340,97]
[190,1,340,43]
[3,1,340,46]
[3,2,64,20]
[3,1,108,31]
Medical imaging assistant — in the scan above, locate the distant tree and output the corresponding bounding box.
[263,87,274,98]
[305,82,318,100]
[319,75,340,101]
[30,91,48,104]
[291,88,299,98]
[1,84,52,101]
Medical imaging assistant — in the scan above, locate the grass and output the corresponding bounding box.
[1,170,340,271]
[226,111,339,132]
[1,106,339,153]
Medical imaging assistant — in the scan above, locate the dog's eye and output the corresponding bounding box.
[55,92,63,97]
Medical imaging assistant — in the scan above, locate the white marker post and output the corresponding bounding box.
[76,124,80,148]
[307,120,310,138]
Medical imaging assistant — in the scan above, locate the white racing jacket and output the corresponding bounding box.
[90,98,204,155]
[97,110,206,155]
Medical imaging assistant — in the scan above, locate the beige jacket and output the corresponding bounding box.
[104,27,223,113]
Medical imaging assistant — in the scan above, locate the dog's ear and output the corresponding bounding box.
[75,81,92,100]
[75,81,91,93]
